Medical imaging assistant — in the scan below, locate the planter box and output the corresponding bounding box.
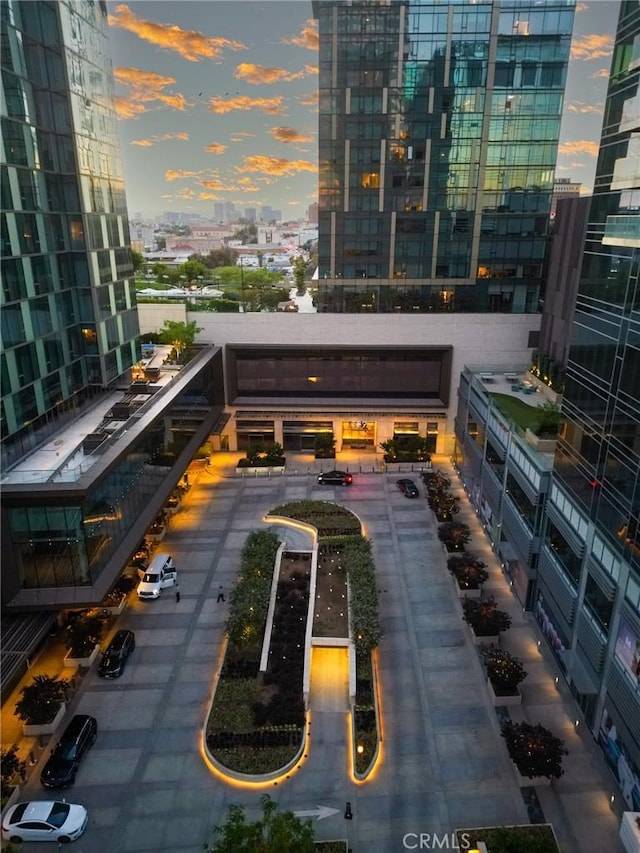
[454,581,482,599]
[236,466,285,476]
[147,527,166,542]
[467,625,500,646]
[525,428,557,453]
[486,677,522,706]
[64,643,100,668]
[102,595,127,616]
[22,702,66,737]
[511,761,552,787]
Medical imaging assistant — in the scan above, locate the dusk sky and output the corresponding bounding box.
[106,1,619,220]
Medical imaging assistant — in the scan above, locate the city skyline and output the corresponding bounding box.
[108,0,618,219]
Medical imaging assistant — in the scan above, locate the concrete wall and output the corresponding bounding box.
[136,307,540,454]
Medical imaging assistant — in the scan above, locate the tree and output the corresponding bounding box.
[177,258,207,284]
[205,795,315,852]
[14,675,69,725]
[534,400,562,438]
[292,255,307,295]
[131,249,145,274]
[158,320,201,360]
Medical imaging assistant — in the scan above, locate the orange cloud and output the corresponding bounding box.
[198,192,222,200]
[590,68,610,79]
[208,95,285,115]
[236,155,316,177]
[108,4,246,62]
[283,20,318,51]
[165,169,200,181]
[269,126,313,144]
[570,33,614,61]
[114,68,188,117]
[205,142,226,154]
[131,132,189,146]
[234,62,308,84]
[298,91,319,108]
[558,140,599,157]
[114,97,146,119]
[229,132,255,142]
[198,178,260,193]
[567,101,603,115]
[304,64,319,75]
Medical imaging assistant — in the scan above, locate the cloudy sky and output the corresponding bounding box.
[107,1,619,220]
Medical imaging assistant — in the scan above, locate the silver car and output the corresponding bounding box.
[2,801,88,844]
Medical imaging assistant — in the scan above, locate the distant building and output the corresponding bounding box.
[551,178,582,218]
[244,208,257,223]
[307,202,318,223]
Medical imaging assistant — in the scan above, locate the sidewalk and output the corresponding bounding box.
[438,458,625,853]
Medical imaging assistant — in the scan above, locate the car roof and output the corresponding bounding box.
[59,714,95,740]
[9,801,58,821]
[110,629,133,646]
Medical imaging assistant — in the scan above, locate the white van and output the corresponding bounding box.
[136,553,177,600]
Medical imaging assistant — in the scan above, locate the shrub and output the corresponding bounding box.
[65,614,104,656]
[447,554,489,589]
[462,596,512,636]
[1,745,26,797]
[482,646,528,695]
[502,720,568,779]
[438,521,471,552]
[14,675,69,725]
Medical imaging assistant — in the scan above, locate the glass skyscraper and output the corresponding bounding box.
[536,0,640,807]
[315,0,574,313]
[1,0,139,469]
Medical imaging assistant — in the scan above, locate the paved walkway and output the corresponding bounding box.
[0,454,625,853]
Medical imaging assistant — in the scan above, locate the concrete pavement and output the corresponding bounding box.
[0,453,625,852]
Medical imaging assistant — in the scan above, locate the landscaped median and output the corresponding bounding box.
[203,500,383,784]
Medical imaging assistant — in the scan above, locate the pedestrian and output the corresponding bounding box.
[175,583,180,603]
[217,586,225,603]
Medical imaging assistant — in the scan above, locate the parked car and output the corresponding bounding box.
[136,553,177,599]
[2,801,88,844]
[317,470,353,486]
[40,714,97,789]
[97,629,135,678]
[397,478,419,498]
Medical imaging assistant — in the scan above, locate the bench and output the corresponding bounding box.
[479,372,494,381]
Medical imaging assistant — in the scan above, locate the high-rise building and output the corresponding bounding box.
[1,0,139,468]
[550,177,582,218]
[314,0,574,313]
[536,0,640,807]
[307,202,318,223]
[0,1,225,658]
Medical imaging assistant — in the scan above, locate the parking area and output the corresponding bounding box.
[2,464,623,852]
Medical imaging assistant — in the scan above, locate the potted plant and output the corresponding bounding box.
[14,675,69,735]
[422,469,451,494]
[482,646,527,705]
[1,745,27,805]
[428,491,460,522]
[462,596,512,643]
[314,432,336,459]
[380,436,431,463]
[438,521,471,553]
[103,575,135,614]
[501,720,568,784]
[447,554,488,596]
[65,613,104,665]
[237,442,286,470]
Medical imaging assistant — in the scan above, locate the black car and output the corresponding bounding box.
[317,470,353,486]
[396,478,419,498]
[40,715,97,789]
[97,629,135,678]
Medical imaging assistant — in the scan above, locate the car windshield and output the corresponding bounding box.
[47,803,71,828]
[142,573,159,583]
[53,742,76,760]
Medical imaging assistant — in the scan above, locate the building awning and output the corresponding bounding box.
[1,611,57,701]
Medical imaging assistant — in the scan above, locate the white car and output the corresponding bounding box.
[2,800,88,843]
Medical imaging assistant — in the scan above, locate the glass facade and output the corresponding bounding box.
[316,0,574,312]
[1,0,138,468]
[539,0,640,782]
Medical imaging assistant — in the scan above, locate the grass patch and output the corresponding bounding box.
[207,679,260,731]
[212,744,300,774]
[491,393,541,432]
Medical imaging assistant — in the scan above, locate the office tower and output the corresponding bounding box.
[214,202,225,222]
[536,0,640,806]
[307,202,318,223]
[244,207,256,223]
[0,1,225,632]
[315,0,574,313]
[224,200,237,223]
[1,0,139,467]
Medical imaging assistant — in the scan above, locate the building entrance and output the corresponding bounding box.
[341,420,375,449]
